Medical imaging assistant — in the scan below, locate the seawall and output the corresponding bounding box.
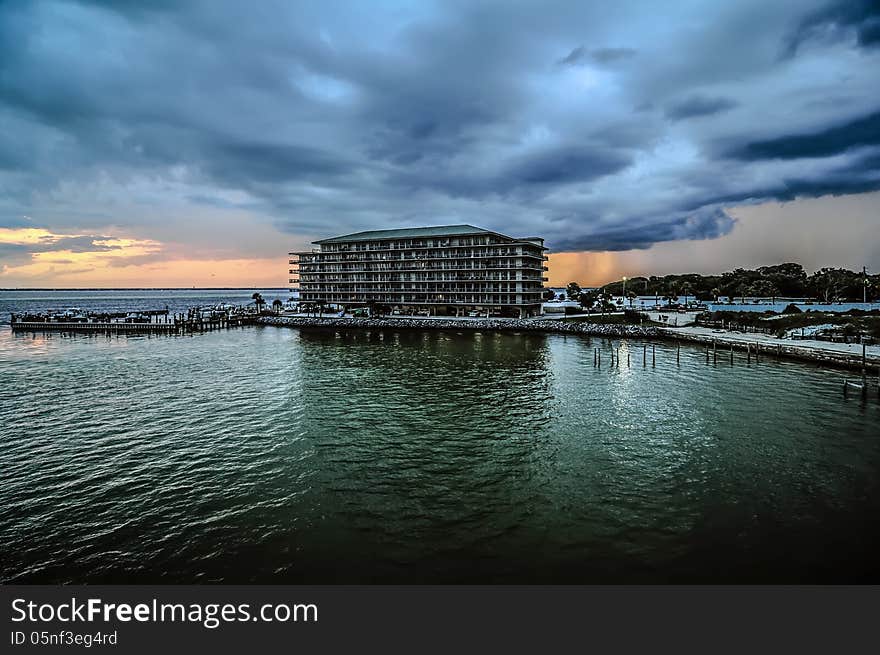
[257,315,659,338]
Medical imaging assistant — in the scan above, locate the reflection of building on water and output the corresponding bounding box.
[295,327,552,366]
[289,225,548,318]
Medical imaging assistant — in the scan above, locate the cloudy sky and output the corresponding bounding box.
[1,0,879,287]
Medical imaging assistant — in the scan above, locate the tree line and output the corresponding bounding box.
[557,264,878,305]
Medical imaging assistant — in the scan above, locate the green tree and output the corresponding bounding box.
[808,268,850,302]
[566,282,582,300]
[681,281,693,306]
[746,279,780,301]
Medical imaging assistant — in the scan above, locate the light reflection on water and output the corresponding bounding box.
[0,321,878,583]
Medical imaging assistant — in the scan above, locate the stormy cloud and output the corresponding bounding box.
[0,0,879,256]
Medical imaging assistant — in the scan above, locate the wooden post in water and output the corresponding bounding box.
[616,346,620,368]
[627,351,631,367]
[676,342,680,365]
[643,344,647,368]
[594,348,597,367]
[747,343,751,364]
[652,344,656,368]
[755,342,759,364]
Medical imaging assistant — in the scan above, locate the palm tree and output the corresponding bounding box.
[272,299,283,314]
[252,292,265,313]
[579,291,597,315]
[681,282,693,307]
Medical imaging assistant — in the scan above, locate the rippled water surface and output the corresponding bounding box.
[1,291,879,583]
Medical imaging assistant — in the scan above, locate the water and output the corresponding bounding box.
[0,288,290,325]
[1,291,879,583]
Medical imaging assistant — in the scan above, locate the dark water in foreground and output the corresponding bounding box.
[1,291,879,583]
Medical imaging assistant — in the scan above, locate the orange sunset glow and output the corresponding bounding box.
[0,227,287,288]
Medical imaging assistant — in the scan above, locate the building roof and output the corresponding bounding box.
[314,224,502,244]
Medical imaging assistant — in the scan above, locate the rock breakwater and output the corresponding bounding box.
[258,315,660,338]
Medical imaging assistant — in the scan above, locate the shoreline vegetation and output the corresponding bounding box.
[258,315,880,374]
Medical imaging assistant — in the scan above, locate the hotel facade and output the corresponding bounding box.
[289,225,548,317]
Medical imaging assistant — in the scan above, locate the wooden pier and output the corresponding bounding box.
[10,308,257,335]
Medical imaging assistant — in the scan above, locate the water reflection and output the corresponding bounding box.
[0,325,878,583]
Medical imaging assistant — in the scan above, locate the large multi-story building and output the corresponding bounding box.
[289,225,548,317]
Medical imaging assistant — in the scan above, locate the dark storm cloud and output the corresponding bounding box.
[205,142,356,186]
[505,146,631,186]
[1,0,879,254]
[557,45,637,66]
[552,207,737,252]
[729,110,880,160]
[786,0,880,54]
[665,96,739,121]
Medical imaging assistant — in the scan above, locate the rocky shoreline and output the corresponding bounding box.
[257,315,659,338]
